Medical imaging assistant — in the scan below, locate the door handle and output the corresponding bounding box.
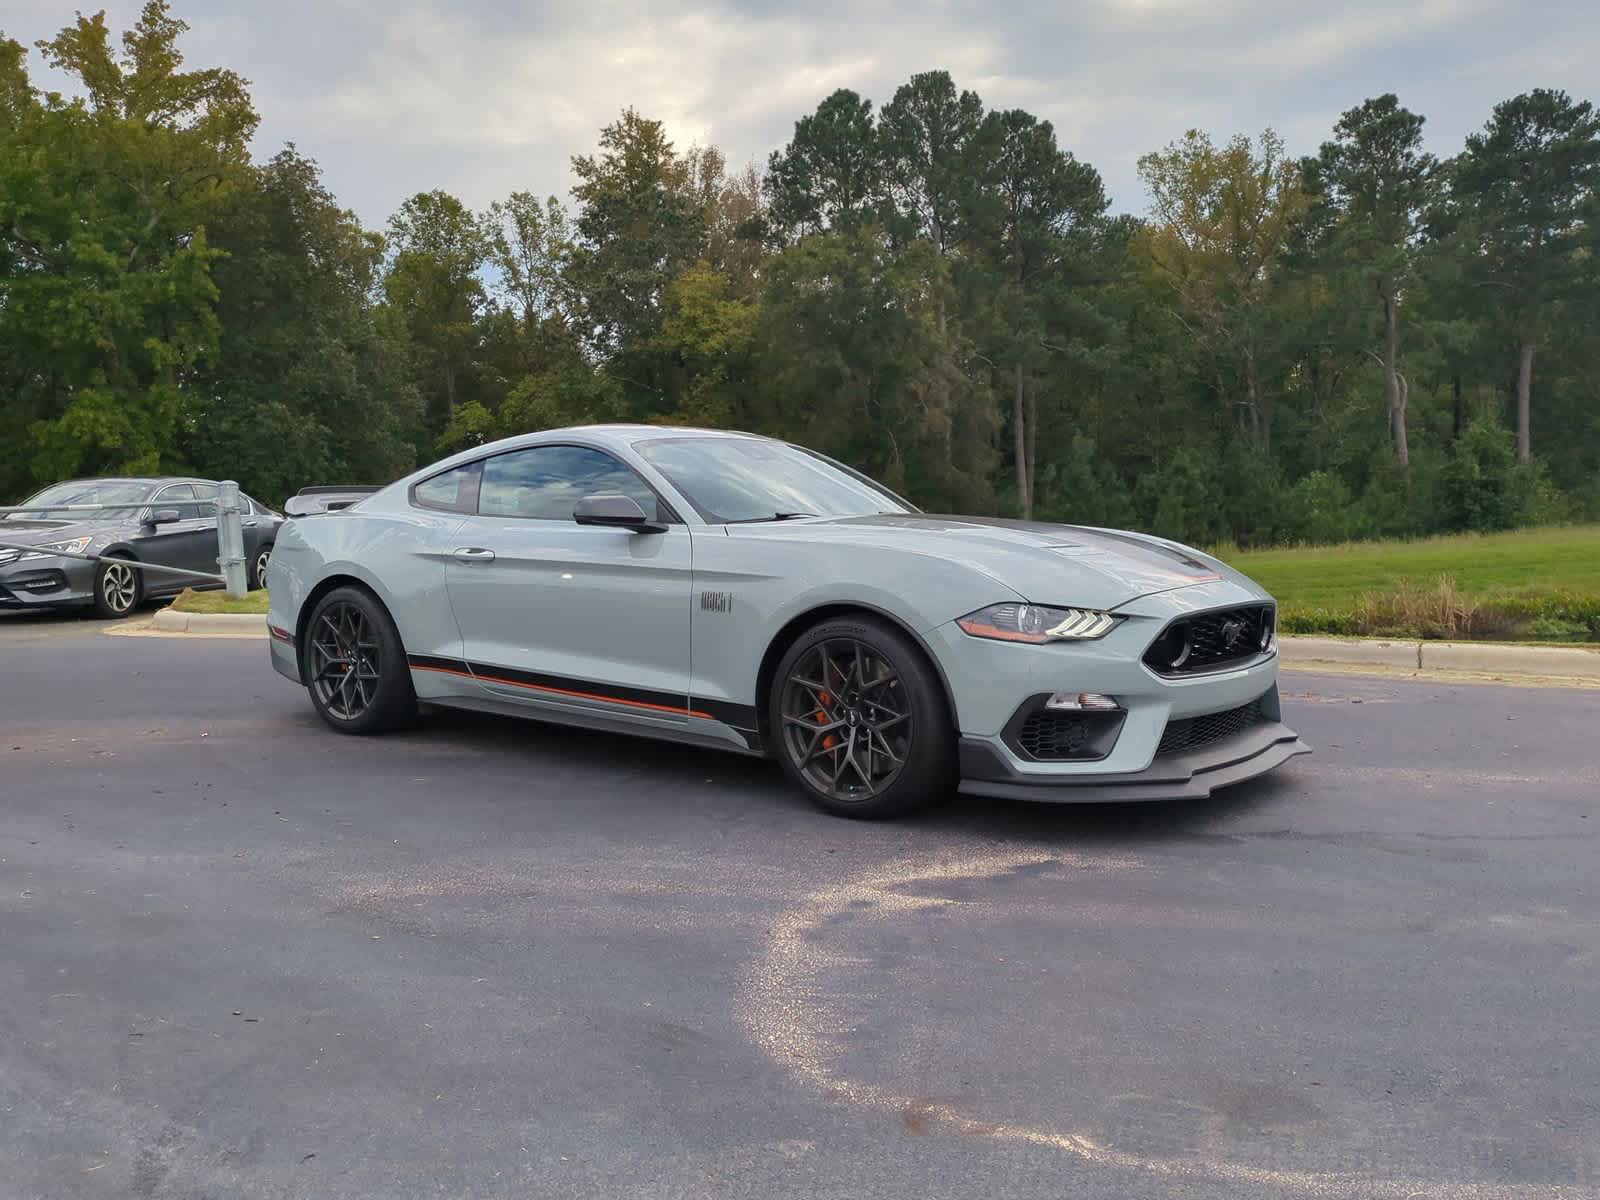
[453,547,496,563]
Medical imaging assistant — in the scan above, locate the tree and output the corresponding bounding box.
[877,70,986,257]
[763,89,881,240]
[382,190,489,439]
[1137,129,1310,452]
[0,3,256,491]
[186,147,419,501]
[1302,95,1436,465]
[754,227,997,510]
[678,145,766,297]
[649,262,759,427]
[972,108,1109,517]
[1446,89,1600,461]
[566,108,703,374]
[482,191,574,346]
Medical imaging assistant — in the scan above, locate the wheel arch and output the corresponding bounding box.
[753,602,960,749]
[294,573,393,677]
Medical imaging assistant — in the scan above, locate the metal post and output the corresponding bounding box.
[217,480,248,598]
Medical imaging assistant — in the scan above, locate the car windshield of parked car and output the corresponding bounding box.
[635,438,912,524]
[5,480,155,520]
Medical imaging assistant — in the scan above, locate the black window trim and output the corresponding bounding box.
[409,458,483,514]
[414,442,682,525]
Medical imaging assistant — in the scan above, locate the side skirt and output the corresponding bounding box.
[407,654,764,756]
[424,691,766,758]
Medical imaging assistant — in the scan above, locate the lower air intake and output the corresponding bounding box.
[1156,697,1267,757]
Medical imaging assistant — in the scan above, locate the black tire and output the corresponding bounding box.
[248,544,272,591]
[302,586,416,735]
[769,615,953,819]
[91,556,141,619]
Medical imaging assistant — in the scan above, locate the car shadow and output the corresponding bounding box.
[0,597,172,629]
[410,705,1290,845]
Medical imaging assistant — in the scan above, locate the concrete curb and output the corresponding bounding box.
[151,608,268,636]
[1280,635,1600,681]
[1280,636,1418,671]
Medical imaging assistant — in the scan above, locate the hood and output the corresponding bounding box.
[736,513,1262,610]
[0,518,95,544]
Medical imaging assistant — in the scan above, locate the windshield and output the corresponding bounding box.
[6,480,155,520]
[634,438,912,524]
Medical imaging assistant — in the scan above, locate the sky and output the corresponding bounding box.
[8,0,1599,230]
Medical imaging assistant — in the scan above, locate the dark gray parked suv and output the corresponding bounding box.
[0,477,283,618]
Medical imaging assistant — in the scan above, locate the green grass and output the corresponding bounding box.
[1221,525,1600,608]
[169,586,270,615]
[1216,525,1600,641]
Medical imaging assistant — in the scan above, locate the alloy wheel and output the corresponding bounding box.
[254,547,271,589]
[779,638,911,802]
[101,562,137,614]
[308,602,382,720]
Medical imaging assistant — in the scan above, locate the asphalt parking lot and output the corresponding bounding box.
[3,609,1598,1199]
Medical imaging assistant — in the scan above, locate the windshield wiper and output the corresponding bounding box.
[730,511,817,523]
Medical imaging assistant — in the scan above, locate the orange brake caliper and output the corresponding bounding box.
[815,690,838,750]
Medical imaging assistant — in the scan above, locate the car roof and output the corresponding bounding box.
[439,424,770,461]
[569,424,766,443]
[50,476,213,487]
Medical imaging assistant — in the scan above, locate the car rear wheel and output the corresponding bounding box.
[91,557,141,619]
[303,587,415,734]
[249,544,271,591]
[770,616,952,819]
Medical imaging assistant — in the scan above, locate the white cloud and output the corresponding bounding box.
[6,0,1597,227]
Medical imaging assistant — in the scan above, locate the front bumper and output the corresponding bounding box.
[958,717,1310,802]
[931,580,1310,802]
[0,555,96,608]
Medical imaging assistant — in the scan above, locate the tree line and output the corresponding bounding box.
[3,3,1598,546]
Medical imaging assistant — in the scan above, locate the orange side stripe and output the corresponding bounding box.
[410,663,712,720]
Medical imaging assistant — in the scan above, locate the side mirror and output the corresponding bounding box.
[145,508,181,527]
[573,494,664,533]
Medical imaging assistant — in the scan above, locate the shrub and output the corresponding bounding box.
[1439,419,1520,532]
[1282,471,1356,545]
[1136,449,1224,547]
[1527,616,1591,642]
[1275,579,1600,642]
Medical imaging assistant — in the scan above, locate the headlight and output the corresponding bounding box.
[956,602,1121,644]
[20,536,93,561]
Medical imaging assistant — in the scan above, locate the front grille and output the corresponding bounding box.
[1157,697,1266,757]
[1143,604,1274,675]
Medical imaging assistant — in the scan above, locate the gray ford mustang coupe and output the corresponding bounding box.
[267,426,1308,817]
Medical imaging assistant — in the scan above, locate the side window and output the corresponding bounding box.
[154,484,195,503]
[478,445,667,522]
[412,461,482,513]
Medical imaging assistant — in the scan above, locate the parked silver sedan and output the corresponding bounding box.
[1,477,282,617]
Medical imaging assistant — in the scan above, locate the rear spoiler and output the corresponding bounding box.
[283,485,382,518]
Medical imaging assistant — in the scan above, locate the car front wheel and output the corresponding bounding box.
[303,586,416,734]
[769,615,953,819]
[91,557,141,619]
